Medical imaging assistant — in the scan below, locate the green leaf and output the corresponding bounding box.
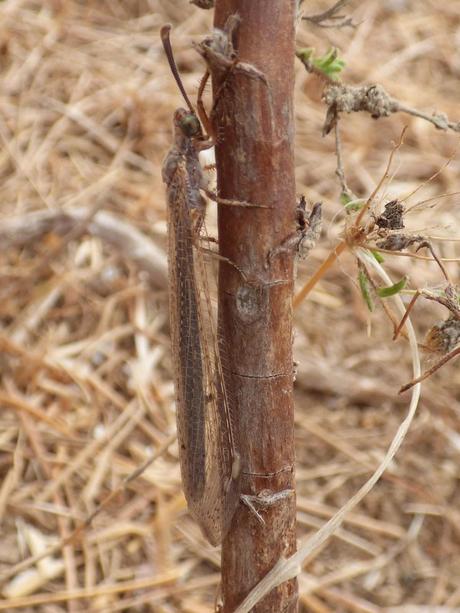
[377,276,407,298]
[358,270,374,311]
[340,192,364,211]
[296,47,345,81]
[340,192,352,205]
[317,48,336,68]
[314,48,345,80]
[371,250,385,263]
[343,198,364,212]
[296,47,314,64]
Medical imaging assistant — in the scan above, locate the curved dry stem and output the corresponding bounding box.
[404,190,460,214]
[365,245,460,263]
[235,249,422,613]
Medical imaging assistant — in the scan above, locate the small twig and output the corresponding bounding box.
[394,291,420,341]
[399,346,460,393]
[302,0,356,29]
[397,102,460,132]
[365,244,460,264]
[421,289,460,321]
[416,241,451,284]
[334,122,353,199]
[404,189,460,214]
[401,156,456,208]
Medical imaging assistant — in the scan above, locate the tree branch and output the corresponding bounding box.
[302,0,356,29]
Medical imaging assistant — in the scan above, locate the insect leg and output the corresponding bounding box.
[204,189,270,209]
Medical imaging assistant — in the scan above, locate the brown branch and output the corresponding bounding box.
[393,291,420,341]
[334,122,353,199]
[399,346,460,393]
[213,1,298,610]
[322,83,460,135]
[302,0,356,29]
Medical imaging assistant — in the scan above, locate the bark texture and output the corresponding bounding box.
[213,1,298,610]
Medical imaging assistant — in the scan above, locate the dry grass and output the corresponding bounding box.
[0,0,459,611]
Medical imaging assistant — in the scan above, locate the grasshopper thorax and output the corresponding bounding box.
[174,108,203,139]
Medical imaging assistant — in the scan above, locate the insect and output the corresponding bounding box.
[161,24,241,545]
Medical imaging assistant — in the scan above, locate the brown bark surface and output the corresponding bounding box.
[213,2,298,610]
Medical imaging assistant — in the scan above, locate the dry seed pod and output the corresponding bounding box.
[425,315,460,354]
[376,234,423,251]
[297,199,322,260]
[375,200,405,229]
[268,198,322,262]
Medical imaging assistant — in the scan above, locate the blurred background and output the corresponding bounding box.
[0,1,459,610]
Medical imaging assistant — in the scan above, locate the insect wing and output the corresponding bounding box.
[165,154,240,545]
[193,222,241,543]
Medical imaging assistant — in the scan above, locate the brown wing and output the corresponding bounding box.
[192,217,241,544]
[165,152,240,545]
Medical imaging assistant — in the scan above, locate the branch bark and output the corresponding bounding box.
[213,2,298,610]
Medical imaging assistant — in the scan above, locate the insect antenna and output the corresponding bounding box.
[161,24,197,116]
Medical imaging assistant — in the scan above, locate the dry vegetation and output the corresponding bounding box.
[0,0,459,611]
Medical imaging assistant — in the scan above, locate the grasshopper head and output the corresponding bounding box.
[174,108,203,139]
